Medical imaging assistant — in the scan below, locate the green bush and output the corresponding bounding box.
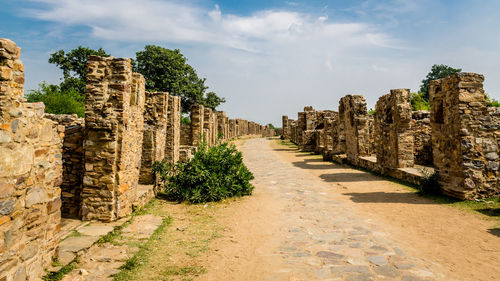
[418,168,440,195]
[153,141,254,203]
[410,92,430,111]
[26,82,85,117]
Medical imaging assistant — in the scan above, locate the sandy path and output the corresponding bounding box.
[200,138,499,281]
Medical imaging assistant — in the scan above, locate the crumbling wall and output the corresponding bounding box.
[282,115,289,139]
[165,95,181,163]
[139,92,168,184]
[339,95,371,164]
[0,39,64,281]
[44,114,84,218]
[216,111,227,140]
[430,73,499,199]
[180,122,192,145]
[374,89,414,170]
[412,111,432,166]
[228,119,236,139]
[203,107,213,145]
[82,56,145,221]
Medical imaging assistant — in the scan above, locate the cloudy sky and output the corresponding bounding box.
[1,0,500,125]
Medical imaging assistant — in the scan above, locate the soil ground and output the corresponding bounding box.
[114,138,500,281]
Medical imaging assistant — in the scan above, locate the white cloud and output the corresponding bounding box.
[24,0,414,125]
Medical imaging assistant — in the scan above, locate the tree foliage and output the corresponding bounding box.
[26,82,85,117]
[28,46,110,116]
[485,93,500,107]
[410,92,430,110]
[419,64,461,100]
[133,45,225,113]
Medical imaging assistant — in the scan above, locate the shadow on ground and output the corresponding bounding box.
[320,172,382,182]
[342,192,436,205]
[487,228,500,238]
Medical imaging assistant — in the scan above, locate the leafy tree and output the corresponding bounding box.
[485,93,500,107]
[368,108,375,115]
[410,92,430,110]
[419,64,461,100]
[267,123,276,129]
[28,46,110,116]
[49,46,110,94]
[27,82,85,117]
[133,45,225,113]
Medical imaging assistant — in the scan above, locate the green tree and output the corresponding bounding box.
[49,46,110,94]
[133,45,225,113]
[410,92,430,110]
[419,64,461,100]
[485,93,500,107]
[28,46,110,116]
[26,82,85,117]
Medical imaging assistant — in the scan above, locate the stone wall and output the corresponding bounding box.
[412,111,432,166]
[0,39,64,281]
[44,114,84,218]
[430,73,499,199]
[139,92,168,184]
[374,89,414,170]
[281,115,289,139]
[165,95,181,163]
[216,111,227,140]
[190,104,204,147]
[339,95,371,164]
[82,56,145,221]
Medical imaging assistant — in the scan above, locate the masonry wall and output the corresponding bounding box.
[430,72,499,199]
[44,114,84,218]
[412,111,433,166]
[190,104,204,147]
[339,95,371,164]
[82,56,145,221]
[165,95,181,163]
[216,111,227,140]
[374,89,414,170]
[0,39,64,281]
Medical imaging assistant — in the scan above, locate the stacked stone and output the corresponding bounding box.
[44,114,84,218]
[224,116,229,139]
[82,56,145,221]
[180,122,192,145]
[190,104,205,147]
[339,95,371,165]
[412,111,433,166]
[281,115,288,139]
[165,95,181,163]
[211,111,218,145]
[374,89,414,171]
[139,92,168,184]
[0,39,64,281]
[216,111,227,140]
[430,73,499,199]
[228,119,236,139]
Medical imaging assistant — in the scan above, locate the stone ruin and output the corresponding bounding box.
[283,75,499,200]
[0,38,272,281]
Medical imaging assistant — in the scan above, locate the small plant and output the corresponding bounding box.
[153,141,254,203]
[418,168,440,195]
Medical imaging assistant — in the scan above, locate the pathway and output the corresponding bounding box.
[200,138,499,281]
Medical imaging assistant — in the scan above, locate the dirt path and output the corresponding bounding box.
[197,138,500,281]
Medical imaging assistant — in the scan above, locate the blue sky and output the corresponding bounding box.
[1,0,500,125]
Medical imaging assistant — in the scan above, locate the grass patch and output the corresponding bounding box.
[60,230,82,241]
[162,265,206,276]
[112,216,172,281]
[43,258,80,281]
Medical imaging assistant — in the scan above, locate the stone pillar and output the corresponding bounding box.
[166,95,181,163]
[211,111,217,145]
[0,39,64,281]
[82,56,145,221]
[139,92,168,184]
[44,114,84,218]
[203,107,213,146]
[216,111,227,140]
[412,111,432,166]
[224,116,229,140]
[190,104,204,147]
[339,95,371,164]
[374,89,414,170]
[229,119,236,139]
[430,73,499,199]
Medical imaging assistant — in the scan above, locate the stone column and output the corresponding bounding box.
[216,111,227,140]
[166,95,181,163]
[339,95,371,164]
[0,39,64,281]
[190,104,204,147]
[139,92,168,184]
[82,56,145,221]
[374,89,414,170]
[430,73,499,199]
[203,107,213,146]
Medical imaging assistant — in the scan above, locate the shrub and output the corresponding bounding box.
[153,141,254,203]
[26,82,85,117]
[418,168,440,195]
[410,92,430,111]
